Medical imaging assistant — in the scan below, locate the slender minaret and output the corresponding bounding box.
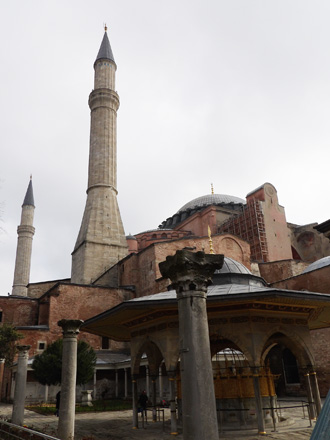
[71,28,128,284]
[11,177,35,296]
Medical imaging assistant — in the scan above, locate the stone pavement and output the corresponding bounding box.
[0,402,315,440]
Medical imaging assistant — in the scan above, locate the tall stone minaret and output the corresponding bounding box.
[71,28,128,284]
[11,177,35,296]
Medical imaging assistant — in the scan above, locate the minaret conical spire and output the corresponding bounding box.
[71,30,128,284]
[11,178,36,296]
[23,176,34,207]
[95,29,115,64]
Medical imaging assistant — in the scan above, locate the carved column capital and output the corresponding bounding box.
[58,319,83,337]
[159,250,224,295]
[16,345,31,358]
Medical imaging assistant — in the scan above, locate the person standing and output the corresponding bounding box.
[55,390,61,417]
[138,390,148,417]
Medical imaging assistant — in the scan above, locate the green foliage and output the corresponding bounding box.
[0,324,23,365]
[32,339,96,386]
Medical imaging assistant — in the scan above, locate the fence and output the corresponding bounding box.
[0,420,59,440]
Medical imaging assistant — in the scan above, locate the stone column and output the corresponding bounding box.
[44,384,49,403]
[57,319,83,440]
[159,365,163,400]
[132,376,138,429]
[159,250,223,440]
[93,370,97,399]
[115,370,119,398]
[151,376,157,421]
[11,345,30,425]
[310,371,322,417]
[304,372,316,420]
[252,367,266,435]
[0,359,5,401]
[168,371,178,435]
[146,365,150,397]
[124,368,128,398]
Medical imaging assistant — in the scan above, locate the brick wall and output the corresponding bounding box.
[0,297,38,326]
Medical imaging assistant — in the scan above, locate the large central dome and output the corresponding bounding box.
[177,194,245,213]
[159,193,245,230]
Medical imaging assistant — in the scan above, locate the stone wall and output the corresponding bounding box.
[116,234,250,297]
[259,260,308,284]
[0,297,38,326]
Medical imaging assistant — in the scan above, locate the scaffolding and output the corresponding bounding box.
[218,199,269,262]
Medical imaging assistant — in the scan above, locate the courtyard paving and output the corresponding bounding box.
[0,401,315,440]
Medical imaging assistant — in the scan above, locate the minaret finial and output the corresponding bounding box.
[208,225,214,255]
[104,23,107,32]
[30,174,32,180]
[211,183,214,195]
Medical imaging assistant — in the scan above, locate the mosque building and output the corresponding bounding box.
[2,29,330,430]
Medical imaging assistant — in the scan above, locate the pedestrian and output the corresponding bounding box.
[138,390,148,417]
[55,390,61,417]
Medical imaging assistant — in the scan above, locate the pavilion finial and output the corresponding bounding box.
[211,183,214,195]
[208,225,214,255]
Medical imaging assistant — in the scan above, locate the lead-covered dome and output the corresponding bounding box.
[213,257,266,287]
[214,257,252,275]
[302,256,330,274]
[177,194,245,213]
[159,193,245,230]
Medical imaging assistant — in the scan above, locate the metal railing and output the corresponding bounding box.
[0,420,59,440]
[139,406,165,430]
[216,399,313,433]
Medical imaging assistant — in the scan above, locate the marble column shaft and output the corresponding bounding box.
[252,369,266,435]
[159,250,223,440]
[132,377,138,429]
[168,372,178,435]
[11,345,30,426]
[310,371,322,417]
[304,373,316,420]
[57,319,83,440]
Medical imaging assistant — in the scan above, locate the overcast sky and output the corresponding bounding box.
[1,0,330,294]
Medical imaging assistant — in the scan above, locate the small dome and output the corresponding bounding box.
[213,257,266,288]
[177,194,245,213]
[214,257,251,275]
[126,234,137,240]
[302,256,330,274]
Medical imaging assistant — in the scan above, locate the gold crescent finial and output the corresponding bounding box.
[211,183,214,195]
[208,225,214,255]
[104,23,107,32]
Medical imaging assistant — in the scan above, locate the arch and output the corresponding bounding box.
[209,331,254,365]
[261,332,309,397]
[131,338,165,377]
[259,328,314,368]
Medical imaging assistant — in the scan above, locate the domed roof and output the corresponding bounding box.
[302,256,330,274]
[177,194,245,214]
[126,234,137,240]
[214,257,252,275]
[213,257,266,287]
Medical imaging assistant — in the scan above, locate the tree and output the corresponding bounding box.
[32,339,96,386]
[0,324,23,365]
